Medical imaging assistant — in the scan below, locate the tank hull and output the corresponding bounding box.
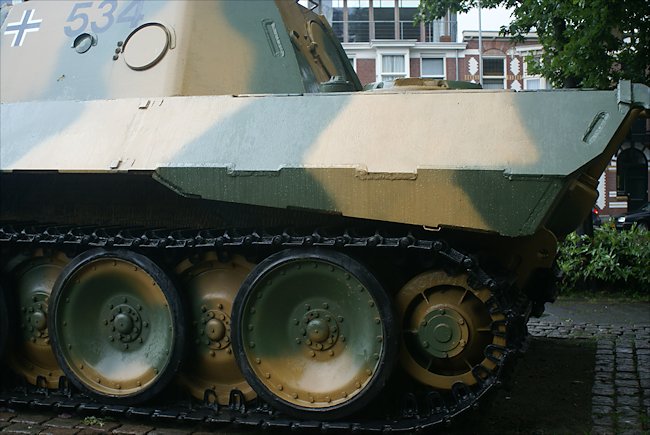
[2,86,642,238]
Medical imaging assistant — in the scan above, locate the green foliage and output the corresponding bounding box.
[557,223,650,296]
[418,0,650,89]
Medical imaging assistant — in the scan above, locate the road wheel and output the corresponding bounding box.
[232,249,397,420]
[176,253,255,405]
[396,270,507,390]
[6,250,68,388]
[50,249,185,403]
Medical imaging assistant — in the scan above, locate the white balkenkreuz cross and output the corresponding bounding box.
[4,9,42,47]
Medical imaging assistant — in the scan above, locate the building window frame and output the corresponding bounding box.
[420,56,445,79]
[348,56,357,72]
[482,56,505,89]
[377,50,410,82]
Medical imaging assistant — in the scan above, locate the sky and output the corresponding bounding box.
[457,6,514,39]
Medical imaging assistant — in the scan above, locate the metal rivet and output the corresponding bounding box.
[310,350,315,357]
[341,335,346,342]
[305,304,310,310]
[292,393,298,399]
[255,358,261,364]
[309,396,314,403]
[265,373,271,379]
[249,341,255,348]
[366,369,372,376]
[210,350,216,357]
[326,396,331,403]
[296,338,301,344]
[322,302,329,309]
[375,318,381,324]
[368,301,375,307]
[329,350,334,356]
[422,341,429,348]
[277,384,283,391]
[338,316,344,322]
[377,336,383,343]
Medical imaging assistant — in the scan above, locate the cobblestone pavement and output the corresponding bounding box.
[2,301,649,434]
[528,317,650,435]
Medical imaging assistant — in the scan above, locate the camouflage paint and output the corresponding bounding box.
[2,86,646,236]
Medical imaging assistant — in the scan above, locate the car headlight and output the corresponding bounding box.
[617,216,626,223]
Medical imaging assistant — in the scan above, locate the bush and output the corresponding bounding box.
[557,222,650,296]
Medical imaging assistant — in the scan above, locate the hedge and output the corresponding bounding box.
[556,222,650,296]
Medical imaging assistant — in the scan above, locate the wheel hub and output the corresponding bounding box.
[417,307,469,359]
[298,308,339,351]
[199,308,231,350]
[24,294,50,341]
[102,299,147,348]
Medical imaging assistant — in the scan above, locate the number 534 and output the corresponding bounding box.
[64,0,144,37]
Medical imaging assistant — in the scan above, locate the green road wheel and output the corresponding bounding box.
[50,249,185,404]
[176,253,255,405]
[6,250,68,388]
[0,285,7,363]
[232,249,397,420]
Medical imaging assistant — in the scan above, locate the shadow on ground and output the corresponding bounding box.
[446,337,596,434]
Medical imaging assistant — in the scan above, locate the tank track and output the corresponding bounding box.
[0,222,525,433]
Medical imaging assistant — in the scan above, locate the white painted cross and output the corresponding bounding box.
[4,9,42,47]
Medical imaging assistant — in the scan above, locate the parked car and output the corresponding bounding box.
[615,202,650,230]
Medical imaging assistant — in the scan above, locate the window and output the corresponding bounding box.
[421,58,444,78]
[482,57,505,89]
[348,57,357,72]
[381,54,406,81]
[523,54,548,90]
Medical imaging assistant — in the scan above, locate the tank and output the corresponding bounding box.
[1,0,648,430]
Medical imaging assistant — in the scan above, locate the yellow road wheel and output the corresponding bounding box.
[396,270,507,390]
[7,250,68,388]
[176,253,255,405]
[232,249,397,420]
[50,249,185,404]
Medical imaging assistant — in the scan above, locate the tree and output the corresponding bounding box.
[418,0,650,89]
